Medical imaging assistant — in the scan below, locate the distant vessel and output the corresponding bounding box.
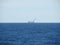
[28,19,35,23]
[28,21,35,23]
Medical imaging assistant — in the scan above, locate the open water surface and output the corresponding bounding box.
[0,23,60,45]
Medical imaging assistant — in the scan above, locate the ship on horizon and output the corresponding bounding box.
[28,19,36,23]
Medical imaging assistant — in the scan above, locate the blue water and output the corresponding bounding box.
[0,23,60,45]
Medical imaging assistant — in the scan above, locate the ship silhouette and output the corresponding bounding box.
[28,19,35,23]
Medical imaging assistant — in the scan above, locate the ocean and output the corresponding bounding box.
[0,23,60,45]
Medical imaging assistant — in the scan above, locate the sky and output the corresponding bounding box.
[0,0,60,23]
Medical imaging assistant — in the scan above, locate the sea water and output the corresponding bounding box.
[0,23,60,45]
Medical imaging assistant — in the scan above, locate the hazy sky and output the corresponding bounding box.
[0,0,60,23]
